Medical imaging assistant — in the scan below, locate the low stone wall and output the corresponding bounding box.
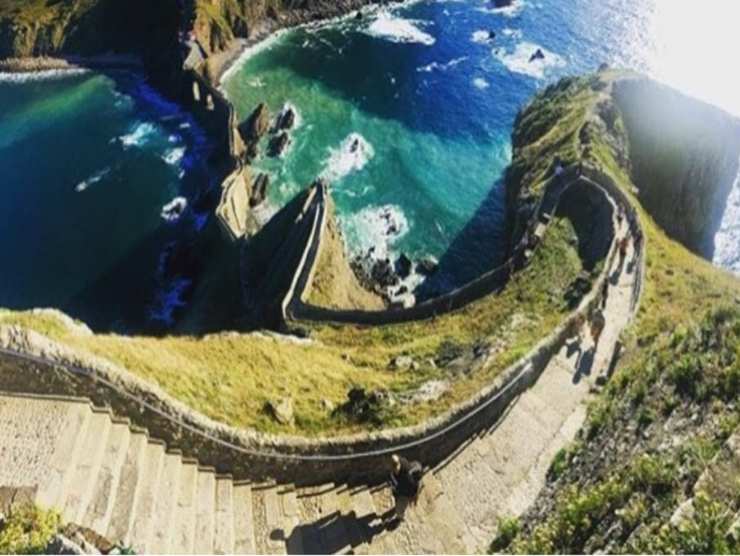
[287,171,613,326]
[0,174,634,486]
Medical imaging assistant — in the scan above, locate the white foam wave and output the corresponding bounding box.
[493,41,566,79]
[365,10,435,45]
[162,147,186,166]
[320,133,375,183]
[471,30,494,44]
[477,0,525,17]
[0,68,89,83]
[161,196,188,223]
[340,204,409,260]
[417,56,467,73]
[219,30,289,90]
[75,167,111,193]
[473,77,490,89]
[502,27,523,39]
[117,122,157,148]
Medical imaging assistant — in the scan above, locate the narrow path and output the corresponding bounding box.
[0,221,638,554]
[278,219,637,554]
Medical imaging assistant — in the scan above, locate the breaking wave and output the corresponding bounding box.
[493,41,567,79]
[417,56,468,73]
[75,167,111,193]
[365,10,435,45]
[320,133,375,183]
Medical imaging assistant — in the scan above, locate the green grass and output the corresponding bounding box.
[0,504,60,555]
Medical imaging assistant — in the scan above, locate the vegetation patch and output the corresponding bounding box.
[0,504,60,555]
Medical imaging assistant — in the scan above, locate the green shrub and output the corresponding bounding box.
[0,504,60,555]
[490,517,521,553]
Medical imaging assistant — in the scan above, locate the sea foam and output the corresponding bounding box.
[340,204,409,260]
[161,196,188,223]
[493,41,566,79]
[75,167,111,193]
[320,133,375,183]
[473,77,490,89]
[117,122,158,148]
[417,56,467,73]
[0,68,89,83]
[162,147,186,166]
[365,10,435,45]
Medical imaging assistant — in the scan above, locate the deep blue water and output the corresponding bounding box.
[0,71,213,331]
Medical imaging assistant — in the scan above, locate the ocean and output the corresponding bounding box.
[1,0,738,329]
[222,0,740,290]
[0,70,212,331]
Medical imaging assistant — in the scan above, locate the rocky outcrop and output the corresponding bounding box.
[250,172,270,207]
[613,77,740,259]
[238,102,270,149]
[267,131,290,157]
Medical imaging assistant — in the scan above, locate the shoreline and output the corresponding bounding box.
[0,55,143,75]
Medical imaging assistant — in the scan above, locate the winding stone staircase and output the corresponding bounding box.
[0,218,638,554]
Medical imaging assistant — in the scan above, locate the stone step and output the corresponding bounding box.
[83,421,132,535]
[171,461,199,554]
[233,482,257,554]
[0,396,90,510]
[128,441,166,552]
[280,487,304,555]
[259,484,288,555]
[61,410,112,525]
[350,488,382,555]
[106,432,148,545]
[147,451,182,553]
[193,469,216,554]
[214,476,235,554]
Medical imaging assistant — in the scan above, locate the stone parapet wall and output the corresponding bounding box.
[286,171,615,326]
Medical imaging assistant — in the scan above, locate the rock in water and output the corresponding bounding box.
[239,102,271,143]
[494,0,514,7]
[529,48,546,63]
[371,258,399,288]
[268,131,290,157]
[275,106,296,131]
[250,173,270,207]
[396,253,412,279]
[417,257,439,276]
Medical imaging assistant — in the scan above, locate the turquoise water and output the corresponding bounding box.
[223,0,740,290]
[0,71,212,331]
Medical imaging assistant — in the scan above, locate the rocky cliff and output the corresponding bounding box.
[613,78,740,259]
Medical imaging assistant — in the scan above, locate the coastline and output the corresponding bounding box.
[0,54,143,75]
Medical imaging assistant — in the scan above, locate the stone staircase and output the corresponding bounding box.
[0,219,639,554]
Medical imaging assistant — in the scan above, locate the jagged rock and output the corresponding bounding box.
[46,535,88,555]
[493,0,514,6]
[268,131,290,157]
[239,102,271,143]
[250,173,270,207]
[321,399,335,412]
[529,48,545,63]
[265,397,294,425]
[336,387,391,426]
[371,258,399,288]
[395,253,412,279]
[416,257,439,276]
[355,10,363,20]
[275,107,296,131]
[389,355,414,371]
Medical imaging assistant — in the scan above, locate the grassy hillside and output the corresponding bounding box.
[488,70,740,553]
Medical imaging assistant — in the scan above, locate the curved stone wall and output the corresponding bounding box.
[285,170,615,327]
[0,168,640,486]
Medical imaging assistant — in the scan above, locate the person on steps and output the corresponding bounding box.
[387,454,423,526]
[618,235,629,272]
[590,307,606,351]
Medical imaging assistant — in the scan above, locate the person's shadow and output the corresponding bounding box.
[271,508,391,554]
[572,347,595,384]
